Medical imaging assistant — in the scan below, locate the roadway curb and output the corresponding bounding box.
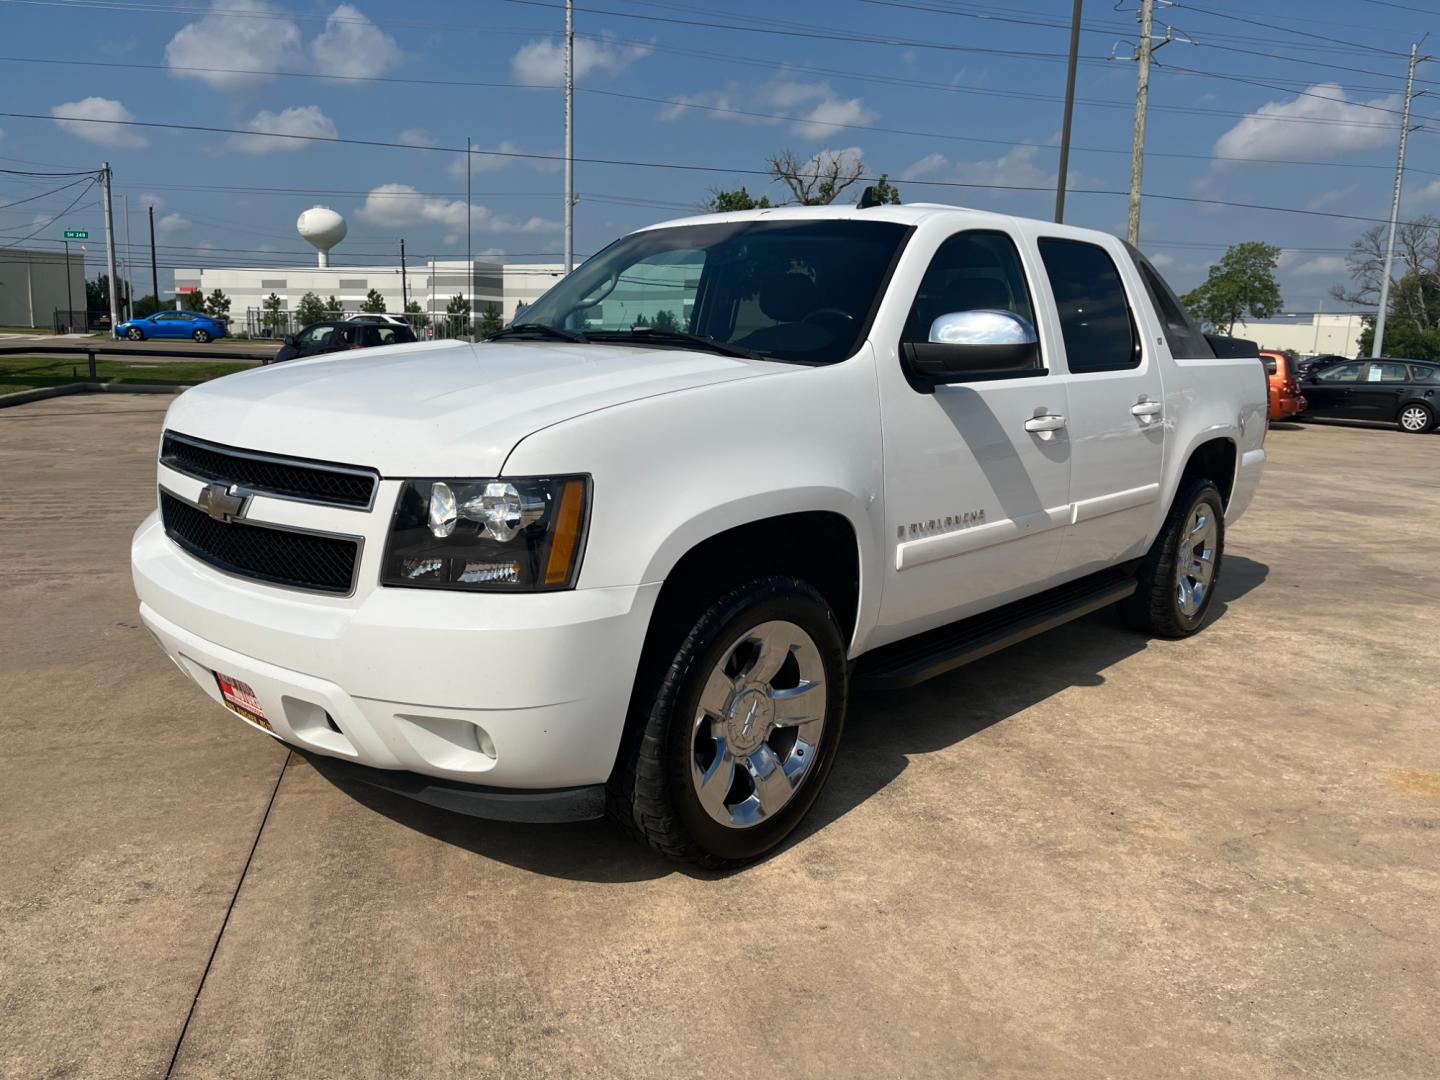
[0,383,190,409]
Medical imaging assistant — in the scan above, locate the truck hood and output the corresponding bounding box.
[164,339,782,475]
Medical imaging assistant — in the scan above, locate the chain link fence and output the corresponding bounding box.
[233,308,483,341]
[51,309,115,334]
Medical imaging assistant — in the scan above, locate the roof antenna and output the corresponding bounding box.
[856,185,888,209]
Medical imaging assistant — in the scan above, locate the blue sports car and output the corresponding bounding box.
[115,310,227,343]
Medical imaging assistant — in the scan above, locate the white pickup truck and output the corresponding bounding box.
[133,201,1267,866]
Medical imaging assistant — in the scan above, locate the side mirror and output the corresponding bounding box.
[904,310,1041,383]
[282,335,296,346]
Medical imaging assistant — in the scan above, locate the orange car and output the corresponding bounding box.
[1261,351,1306,421]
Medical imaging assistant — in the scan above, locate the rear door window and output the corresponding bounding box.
[1038,239,1139,374]
[1370,362,1410,383]
[1411,364,1439,382]
[1317,362,1364,383]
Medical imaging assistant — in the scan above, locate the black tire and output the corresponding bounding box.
[193,329,211,343]
[608,575,849,868]
[1120,478,1225,639]
[126,327,144,341]
[1397,402,1434,434]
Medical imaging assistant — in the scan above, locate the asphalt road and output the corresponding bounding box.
[1,399,1437,1079]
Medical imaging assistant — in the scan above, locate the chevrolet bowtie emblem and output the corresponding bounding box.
[197,482,249,523]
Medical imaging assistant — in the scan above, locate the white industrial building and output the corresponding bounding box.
[172,260,567,321]
[1231,312,1367,357]
[0,247,87,329]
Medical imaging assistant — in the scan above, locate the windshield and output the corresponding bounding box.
[518,219,911,364]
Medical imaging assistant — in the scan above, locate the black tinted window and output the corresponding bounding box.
[903,230,1039,371]
[1039,239,1138,373]
[1318,362,1364,383]
[1410,364,1439,382]
[1126,243,1214,359]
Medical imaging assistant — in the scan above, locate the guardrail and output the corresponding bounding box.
[0,342,276,379]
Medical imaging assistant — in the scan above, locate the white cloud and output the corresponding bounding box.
[354,184,559,241]
[228,106,337,153]
[165,0,303,87]
[660,75,875,140]
[1214,83,1399,163]
[1307,184,1359,210]
[447,139,563,178]
[50,97,146,147]
[138,193,165,209]
[1148,252,1176,269]
[511,32,650,84]
[164,2,400,87]
[310,4,402,79]
[1292,255,1348,276]
[155,212,191,239]
[397,128,439,148]
[899,145,1057,193]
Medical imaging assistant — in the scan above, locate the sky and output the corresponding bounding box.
[3,0,1439,312]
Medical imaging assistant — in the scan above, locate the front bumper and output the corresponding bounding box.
[134,511,659,796]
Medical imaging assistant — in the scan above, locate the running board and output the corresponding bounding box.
[853,570,1138,690]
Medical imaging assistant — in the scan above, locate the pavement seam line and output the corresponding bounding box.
[164,748,292,1079]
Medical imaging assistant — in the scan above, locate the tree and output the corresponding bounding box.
[477,302,503,335]
[205,288,231,319]
[1180,242,1283,335]
[706,186,772,212]
[261,292,285,332]
[86,274,109,311]
[446,293,471,317]
[323,295,344,314]
[869,173,902,204]
[296,291,327,326]
[1334,216,1440,357]
[768,147,865,205]
[181,290,206,312]
[132,294,162,318]
[653,308,680,331]
[404,299,429,329]
[514,300,527,319]
[360,287,387,314]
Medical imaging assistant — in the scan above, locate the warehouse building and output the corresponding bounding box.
[0,248,87,329]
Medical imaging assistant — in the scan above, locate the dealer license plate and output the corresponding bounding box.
[214,673,272,731]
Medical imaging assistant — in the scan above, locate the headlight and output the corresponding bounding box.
[381,476,590,591]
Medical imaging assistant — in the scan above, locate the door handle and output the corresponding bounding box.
[1024,414,1067,440]
[1131,400,1164,422]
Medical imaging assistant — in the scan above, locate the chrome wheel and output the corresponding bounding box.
[125,327,142,340]
[1176,504,1217,618]
[690,620,827,830]
[1399,405,1431,432]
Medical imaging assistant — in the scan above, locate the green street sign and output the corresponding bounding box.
[63,229,89,240]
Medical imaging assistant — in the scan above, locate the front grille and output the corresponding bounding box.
[161,431,377,509]
[160,491,359,594]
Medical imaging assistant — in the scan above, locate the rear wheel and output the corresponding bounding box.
[193,328,211,343]
[1120,479,1225,639]
[1398,402,1434,433]
[610,575,848,868]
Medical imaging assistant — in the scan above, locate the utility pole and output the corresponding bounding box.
[466,135,472,314]
[1127,0,1155,245]
[148,205,159,307]
[101,161,119,334]
[564,0,575,274]
[400,238,408,309]
[1055,0,1084,223]
[1375,40,1425,359]
[63,239,75,329]
[122,193,134,320]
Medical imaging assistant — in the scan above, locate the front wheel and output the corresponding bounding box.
[610,576,848,868]
[125,327,144,341]
[1120,478,1225,639]
[193,329,211,343]
[1398,403,1434,433]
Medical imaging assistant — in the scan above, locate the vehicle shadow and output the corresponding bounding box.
[312,557,1269,883]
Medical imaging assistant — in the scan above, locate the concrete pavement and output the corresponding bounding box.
[1,400,1437,1078]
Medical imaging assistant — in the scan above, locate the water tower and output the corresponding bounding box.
[296,205,347,267]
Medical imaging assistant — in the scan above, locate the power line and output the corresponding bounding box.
[0,177,99,250]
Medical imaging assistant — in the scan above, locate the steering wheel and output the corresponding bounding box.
[803,307,856,325]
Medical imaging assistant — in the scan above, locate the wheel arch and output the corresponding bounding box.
[1174,433,1238,510]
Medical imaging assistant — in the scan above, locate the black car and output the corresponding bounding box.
[1294,353,1349,379]
[271,320,417,363]
[1299,357,1440,433]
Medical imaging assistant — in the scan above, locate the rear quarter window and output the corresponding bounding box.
[1123,242,1216,359]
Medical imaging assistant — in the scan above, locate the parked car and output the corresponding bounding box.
[1300,358,1440,433]
[1261,350,1306,421]
[271,319,417,363]
[115,310,227,343]
[1294,353,1349,379]
[132,202,1267,867]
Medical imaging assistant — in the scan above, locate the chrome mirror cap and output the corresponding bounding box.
[929,309,1037,347]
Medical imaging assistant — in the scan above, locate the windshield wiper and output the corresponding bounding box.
[589,327,763,361]
[484,322,589,343]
